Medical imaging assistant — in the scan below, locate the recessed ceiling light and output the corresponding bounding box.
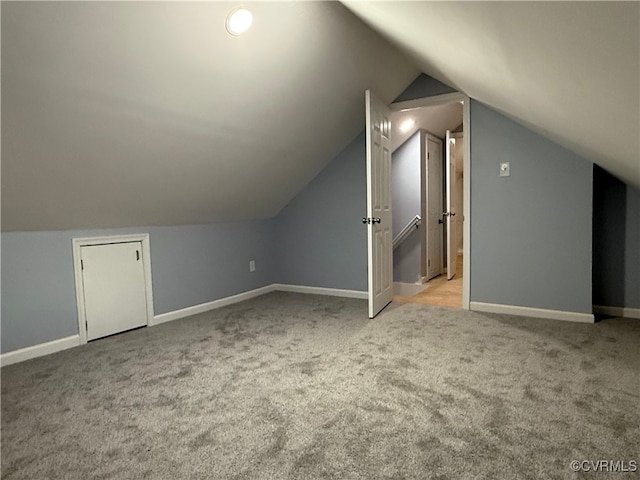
[226,8,253,36]
[399,119,415,133]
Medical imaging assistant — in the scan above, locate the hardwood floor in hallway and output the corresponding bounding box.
[394,254,463,308]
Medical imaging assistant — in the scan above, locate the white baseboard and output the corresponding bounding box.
[593,305,640,319]
[1,335,81,367]
[470,301,594,324]
[393,282,428,297]
[2,284,367,366]
[153,284,276,325]
[154,284,367,325]
[273,284,368,299]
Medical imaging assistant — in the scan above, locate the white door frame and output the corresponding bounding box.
[72,233,155,344]
[391,92,471,309]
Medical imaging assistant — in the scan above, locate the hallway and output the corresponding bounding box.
[394,254,463,308]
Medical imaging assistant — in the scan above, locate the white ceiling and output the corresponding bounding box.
[1,1,418,231]
[343,1,640,188]
[390,102,463,152]
[3,2,638,233]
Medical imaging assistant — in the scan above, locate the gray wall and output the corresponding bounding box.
[275,132,368,291]
[275,72,596,315]
[1,221,275,353]
[593,166,640,309]
[393,74,457,102]
[392,132,422,283]
[625,186,640,308]
[272,74,455,292]
[469,100,593,313]
[2,72,604,354]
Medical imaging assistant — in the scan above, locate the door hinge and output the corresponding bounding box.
[428,152,430,159]
[136,250,140,261]
[81,259,84,270]
[428,259,431,267]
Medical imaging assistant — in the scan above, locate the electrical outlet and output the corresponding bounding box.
[500,162,510,177]
[249,260,256,272]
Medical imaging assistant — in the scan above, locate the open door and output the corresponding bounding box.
[365,90,393,318]
[445,130,457,280]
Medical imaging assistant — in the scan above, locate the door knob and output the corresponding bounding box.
[373,218,381,224]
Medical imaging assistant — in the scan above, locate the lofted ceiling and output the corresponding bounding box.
[343,1,640,189]
[3,2,638,233]
[1,1,418,232]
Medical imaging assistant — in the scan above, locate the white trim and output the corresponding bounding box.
[273,284,369,299]
[2,284,369,366]
[154,284,367,325]
[154,285,276,325]
[593,305,640,319]
[470,301,594,323]
[72,234,155,344]
[1,335,81,367]
[390,92,466,112]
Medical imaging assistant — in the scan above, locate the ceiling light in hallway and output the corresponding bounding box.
[399,119,415,133]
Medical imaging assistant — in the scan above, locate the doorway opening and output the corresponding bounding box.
[389,97,467,309]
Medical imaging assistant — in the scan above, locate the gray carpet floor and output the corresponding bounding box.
[1,292,639,479]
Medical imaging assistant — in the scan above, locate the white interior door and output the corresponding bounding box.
[365,89,393,318]
[426,134,443,280]
[445,130,457,280]
[81,242,148,340]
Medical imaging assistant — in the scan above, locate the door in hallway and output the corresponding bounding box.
[426,134,443,280]
[445,130,457,280]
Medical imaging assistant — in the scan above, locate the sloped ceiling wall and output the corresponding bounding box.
[343,1,640,188]
[1,1,418,232]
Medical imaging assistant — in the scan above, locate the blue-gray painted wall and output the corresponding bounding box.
[272,74,457,291]
[276,74,595,314]
[393,74,457,102]
[593,166,640,309]
[1,221,275,353]
[274,132,368,291]
[469,100,593,313]
[392,132,422,283]
[625,186,640,309]
[1,73,608,355]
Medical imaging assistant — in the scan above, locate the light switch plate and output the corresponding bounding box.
[500,162,510,177]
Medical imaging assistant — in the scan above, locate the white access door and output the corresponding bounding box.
[445,130,457,280]
[365,89,393,318]
[81,242,148,340]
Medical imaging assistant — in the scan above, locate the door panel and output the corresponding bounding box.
[426,135,443,280]
[366,90,393,318]
[81,242,148,340]
[445,131,457,280]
